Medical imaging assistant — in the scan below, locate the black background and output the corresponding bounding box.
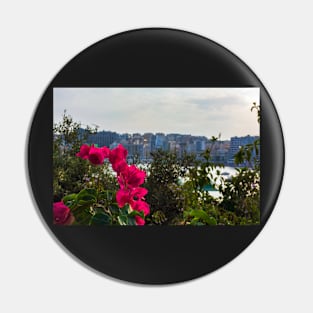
[27,28,284,284]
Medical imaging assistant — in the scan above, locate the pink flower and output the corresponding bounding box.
[112,159,128,175]
[53,202,74,225]
[135,215,145,226]
[116,189,131,208]
[132,200,150,216]
[131,187,148,200]
[109,144,128,165]
[76,144,90,159]
[101,146,110,158]
[118,165,146,188]
[88,145,106,165]
[76,144,110,165]
[116,187,148,208]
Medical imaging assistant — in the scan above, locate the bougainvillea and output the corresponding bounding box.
[53,201,75,225]
[76,144,91,160]
[76,144,110,166]
[109,144,150,224]
[58,143,150,225]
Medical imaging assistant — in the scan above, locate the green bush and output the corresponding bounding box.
[53,112,117,201]
[144,150,195,225]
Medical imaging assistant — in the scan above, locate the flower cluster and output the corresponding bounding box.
[76,144,110,165]
[111,145,149,225]
[76,143,150,225]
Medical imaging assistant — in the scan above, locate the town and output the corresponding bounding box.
[84,129,259,167]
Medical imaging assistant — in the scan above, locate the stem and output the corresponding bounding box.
[96,174,101,203]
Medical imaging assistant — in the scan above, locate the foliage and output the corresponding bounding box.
[217,103,260,224]
[144,150,195,225]
[53,112,100,200]
[61,188,143,226]
[144,103,260,226]
[251,102,260,124]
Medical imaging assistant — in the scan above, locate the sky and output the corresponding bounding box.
[53,88,259,140]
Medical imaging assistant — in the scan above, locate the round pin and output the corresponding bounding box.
[27,28,284,284]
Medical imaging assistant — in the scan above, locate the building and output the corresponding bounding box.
[155,133,167,150]
[87,130,119,147]
[228,135,259,167]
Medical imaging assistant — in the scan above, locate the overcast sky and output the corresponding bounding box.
[54,88,259,140]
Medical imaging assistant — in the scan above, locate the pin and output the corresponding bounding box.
[27,28,284,284]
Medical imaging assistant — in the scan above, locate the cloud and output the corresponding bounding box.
[54,88,259,139]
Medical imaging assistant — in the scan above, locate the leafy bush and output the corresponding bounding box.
[53,112,99,200]
[144,150,195,225]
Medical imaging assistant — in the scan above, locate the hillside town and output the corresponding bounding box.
[84,129,259,167]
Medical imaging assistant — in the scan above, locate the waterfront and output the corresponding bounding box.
[103,163,238,199]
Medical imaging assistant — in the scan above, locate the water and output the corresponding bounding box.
[106,162,237,198]
[196,166,237,198]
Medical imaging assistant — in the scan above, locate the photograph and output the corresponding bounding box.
[53,87,260,226]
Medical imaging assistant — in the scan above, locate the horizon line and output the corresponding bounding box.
[79,127,259,141]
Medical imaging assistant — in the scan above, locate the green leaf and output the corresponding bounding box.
[120,205,130,215]
[75,201,93,209]
[127,216,137,226]
[189,209,209,220]
[205,216,217,225]
[71,206,92,225]
[189,209,217,225]
[67,190,97,225]
[117,214,128,225]
[109,204,120,214]
[62,193,77,206]
[90,212,112,225]
[98,190,115,201]
[190,217,200,225]
[76,188,97,203]
[129,210,144,219]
